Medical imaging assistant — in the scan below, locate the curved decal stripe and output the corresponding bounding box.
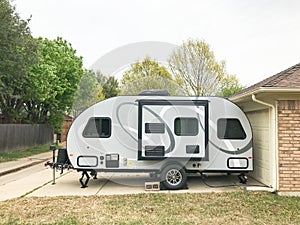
[143,106,175,154]
[117,102,252,156]
[209,139,253,155]
[116,102,138,142]
[196,106,252,155]
[116,102,175,154]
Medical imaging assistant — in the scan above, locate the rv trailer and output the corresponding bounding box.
[49,91,253,189]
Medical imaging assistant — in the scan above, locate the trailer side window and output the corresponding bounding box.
[83,117,111,138]
[217,118,246,140]
[174,117,198,136]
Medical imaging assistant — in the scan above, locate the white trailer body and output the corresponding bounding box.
[67,95,253,183]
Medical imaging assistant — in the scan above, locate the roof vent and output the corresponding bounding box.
[138,90,170,96]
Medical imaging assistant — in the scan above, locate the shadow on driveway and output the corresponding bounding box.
[27,171,265,197]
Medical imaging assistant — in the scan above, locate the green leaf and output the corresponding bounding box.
[121,57,182,95]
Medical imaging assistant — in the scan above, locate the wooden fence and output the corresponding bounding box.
[0,124,53,152]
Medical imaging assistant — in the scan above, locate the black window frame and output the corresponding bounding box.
[82,117,111,138]
[217,118,246,140]
[174,117,199,136]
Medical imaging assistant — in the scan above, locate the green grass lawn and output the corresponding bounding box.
[0,192,299,225]
[0,145,53,163]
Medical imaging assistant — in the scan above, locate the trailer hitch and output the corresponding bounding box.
[45,145,72,185]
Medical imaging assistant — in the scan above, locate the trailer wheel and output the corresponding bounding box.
[161,164,187,190]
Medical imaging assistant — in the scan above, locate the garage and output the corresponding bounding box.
[230,62,300,195]
[246,109,271,186]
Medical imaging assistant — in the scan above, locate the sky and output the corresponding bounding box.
[14,0,300,86]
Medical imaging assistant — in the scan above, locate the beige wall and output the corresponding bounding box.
[235,98,277,189]
[246,109,272,186]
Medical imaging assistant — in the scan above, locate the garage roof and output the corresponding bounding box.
[231,63,300,101]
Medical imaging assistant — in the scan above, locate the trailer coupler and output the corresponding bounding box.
[45,145,72,185]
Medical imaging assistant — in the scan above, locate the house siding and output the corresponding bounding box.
[278,100,300,191]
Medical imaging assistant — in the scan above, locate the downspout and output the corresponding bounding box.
[251,94,277,192]
[252,94,275,110]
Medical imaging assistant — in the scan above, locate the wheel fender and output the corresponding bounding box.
[160,161,186,173]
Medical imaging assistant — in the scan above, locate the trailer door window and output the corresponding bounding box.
[83,117,111,138]
[174,117,198,136]
[217,118,246,140]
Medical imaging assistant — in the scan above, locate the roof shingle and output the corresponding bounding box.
[232,63,300,97]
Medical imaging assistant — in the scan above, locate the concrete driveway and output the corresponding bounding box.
[27,170,263,198]
[0,153,266,201]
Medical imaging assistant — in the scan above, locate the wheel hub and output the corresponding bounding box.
[166,169,182,186]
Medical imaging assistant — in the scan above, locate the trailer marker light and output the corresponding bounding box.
[248,156,252,159]
[70,154,74,157]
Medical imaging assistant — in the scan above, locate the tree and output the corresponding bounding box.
[95,72,119,99]
[73,70,104,114]
[26,37,83,131]
[168,39,227,96]
[121,57,182,95]
[218,74,244,98]
[73,71,119,116]
[0,0,38,122]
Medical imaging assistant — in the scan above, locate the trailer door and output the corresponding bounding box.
[138,100,208,160]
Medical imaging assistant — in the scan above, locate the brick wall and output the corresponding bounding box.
[278,100,300,191]
[61,120,72,143]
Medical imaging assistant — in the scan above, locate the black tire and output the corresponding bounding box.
[160,164,187,190]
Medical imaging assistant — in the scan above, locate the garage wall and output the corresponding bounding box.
[278,100,300,192]
[246,109,272,186]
